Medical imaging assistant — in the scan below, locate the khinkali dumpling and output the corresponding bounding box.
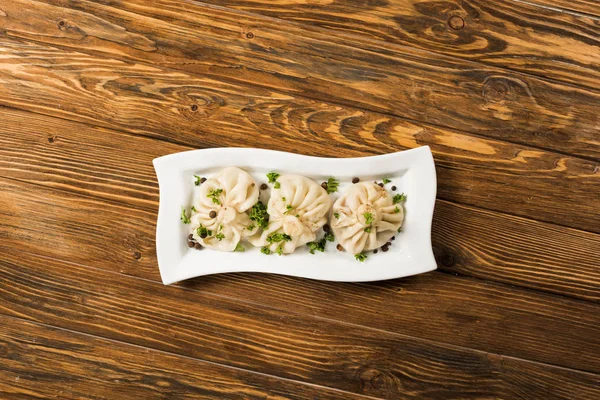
[249,175,332,254]
[190,167,259,251]
[331,182,403,255]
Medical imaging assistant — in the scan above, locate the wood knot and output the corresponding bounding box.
[190,104,198,112]
[482,77,512,103]
[448,16,464,30]
[440,254,454,267]
[357,366,387,390]
[246,32,254,39]
[47,136,57,143]
[133,251,142,260]
[58,20,66,28]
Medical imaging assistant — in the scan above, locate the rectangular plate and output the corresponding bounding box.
[153,146,437,284]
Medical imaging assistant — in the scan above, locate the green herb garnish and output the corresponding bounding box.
[398,227,402,233]
[363,212,374,225]
[247,224,255,231]
[285,204,293,214]
[295,214,300,218]
[354,253,367,262]
[249,201,269,230]
[261,247,272,255]
[306,232,333,254]
[307,240,326,254]
[282,197,286,201]
[364,227,371,233]
[274,182,281,189]
[197,224,213,237]
[326,177,339,194]
[180,206,191,224]
[266,172,280,184]
[382,178,392,184]
[234,243,245,252]
[276,244,284,256]
[191,206,197,212]
[207,188,223,205]
[393,193,407,204]
[215,232,225,241]
[334,212,340,219]
[194,175,202,186]
[266,232,292,244]
[394,206,400,214]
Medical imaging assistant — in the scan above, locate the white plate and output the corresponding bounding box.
[153,146,437,285]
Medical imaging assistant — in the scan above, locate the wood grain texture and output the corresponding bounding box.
[1,1,600,159]
[0,316,375,400]
[1,177,599,375]
[528,0,600,16]
[1,106,598,301]
[197,0,600,90]
[0,37,599,233]
[1,250,599,399]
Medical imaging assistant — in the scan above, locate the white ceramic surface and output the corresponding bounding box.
[153,146,437,285]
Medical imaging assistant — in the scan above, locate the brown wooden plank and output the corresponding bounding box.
[432,201,600,300]
[0,37,599,233]
[1,178,599,375]
[197,0,600,90]
[1,1,600,159]
[1,251,599,399]
[0,316,375,400]
[1,106,598,301]
[527,0,600,16]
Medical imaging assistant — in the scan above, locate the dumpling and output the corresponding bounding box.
[190,167,259,251]
[331,182,403,255]
[249,175,332,254]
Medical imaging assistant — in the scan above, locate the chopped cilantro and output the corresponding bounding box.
[274,181,281,189]
[234,243,245,252]
[307,232,333,254]
[276,244,284,256]
[398,227,402,233]
[307,240,326,254]
[249,201,269,229]
[194,175,202,186]
[261,247,272,255]
[383,178,392,184]
[215,232,225,241]
[180,206,191,224]
[191,206,197,212]
[364,227,371,233]
[393,193,407,204]
[197,225,213,237]
[285,204,293,214]
[267,232,292,244]
[266,172,280,183]
[326,177,339,194]
[354,253,367,262]
[363,212,374,225]
[394,206,400,214]
[246,224,256,231]
[295,214,300,218]
[282,197,286,201]
[207,188,223,205]
[333,212,340,219]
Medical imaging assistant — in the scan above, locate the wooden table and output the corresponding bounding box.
[1,1,599,398]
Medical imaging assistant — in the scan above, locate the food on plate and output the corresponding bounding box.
[249,174,332,255]
[189,167,259,251]
[330,182,404,256]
